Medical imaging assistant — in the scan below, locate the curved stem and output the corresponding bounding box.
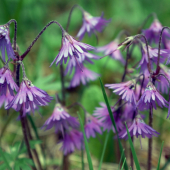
[7,19,17,50]
[17,61,27,78]
[135,34,152,74]
[66,4,84,32]
[138,12,157,33]
[156,27,170,73]
[156,73,170,86]
[21,21,65,60]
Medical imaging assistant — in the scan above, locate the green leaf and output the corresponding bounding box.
[156,141,164,170]
[99,78,128,170]
[0,147,11,170]
[118,149,125,170]
[121,158,126,170]
[78,113,94,170]
[125,123,141,170]
[98,131,110,170]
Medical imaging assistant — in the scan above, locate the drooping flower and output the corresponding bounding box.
[96,40,125,64]
[138,44,170,72]
[93,102,124,132]
[77,11,110,40]
[137,82,168,111]
[0,25,15,62]
[59,129,83,155]
[69,66,99,88]
[105,80,137,105]
[64,52,99,75]
[50,31,94,66]
[142,19,170,47]
[42,103,79,134]
[84,114,102,138]
[0,67,19,96]
[119,115,159,140]
[6,77,53,113]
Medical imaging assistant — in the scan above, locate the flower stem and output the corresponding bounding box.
[20,21,65,60]
[147,107,153,170]
[66,4,84,32]
[156,27,170,74]
[7,19,17,50]
[16,64,37,170]
[25,117,43,170]
[130,136,134,170]
[60,64,66,105]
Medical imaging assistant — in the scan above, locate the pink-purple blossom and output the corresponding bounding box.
[0,25,15,62]
[6,78,53,114]
[105,80,137,105]
[59,129,83,155]
[0,67,18,96]
[77,11,110,40]
[137,82,168,111]
[50,32,94,66]
[69,66,99,88]
[85,114,102,138]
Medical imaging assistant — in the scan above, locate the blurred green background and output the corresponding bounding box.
[0,0,170,169]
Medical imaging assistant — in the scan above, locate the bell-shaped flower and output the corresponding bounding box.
[0,25,15,62]
[96,39,125,64]
[6,77,53,113]
[59,129,83,155]
[69,66,99,88]
[50,31,94,66]
[105,80,137,105]
[0,67,19,96]
[42,103,79,134]
[84,114,102,138]
[137,82,168,111]
[77,11,110,40]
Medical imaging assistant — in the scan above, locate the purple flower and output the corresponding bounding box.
[77,11,110,40]
[50,32,94,66]
[6,78,53,113]
[119,116,159,139]
[0,67,19,96]
[138,45,170,72]
[0,25,15,62]
[96,40,125,64]
[65,52,99,75]
[69,66,99,88]
[105,80,137,105]
[85,114,102,138]
[137,82,168,111]
[142,19,170,47]
[60,129,83,155]
[42,103,79,134]
[93,102,124,132]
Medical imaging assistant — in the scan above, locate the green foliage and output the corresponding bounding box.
[0,140,41,169]
[157,142,164,170]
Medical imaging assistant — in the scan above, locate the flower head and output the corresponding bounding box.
[119,115,159,139]
[42,103,79,134]
[93,102,124,132]
[105,80,137,105]
[50,32,94,67]
[0,67,19,96]
[85,114,102,138]
[6,77,53,114]
[0,25,15,62]
[96,40,125,64]
[59,129,83,155]
[137,82,168,111]
[77,11,110,40]
[69,66,99,88]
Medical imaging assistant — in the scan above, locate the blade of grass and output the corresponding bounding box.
[0,147,11,170]
[118,149,125,170]
[81,144,84,170]
[121,158,126,170]
[99,78,128,170]
[125,123,141,170]
[156,141,164,170]
[98,131,110,170]
[78,113,93,170]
